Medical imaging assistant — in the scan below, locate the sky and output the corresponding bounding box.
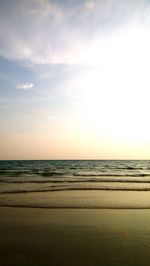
[1,0,150,159]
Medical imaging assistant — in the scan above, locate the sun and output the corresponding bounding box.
[72,22,150,147]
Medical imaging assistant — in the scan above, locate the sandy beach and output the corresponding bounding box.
[1,207,150,266]
[2,190,150,208]
[1,161,150,265]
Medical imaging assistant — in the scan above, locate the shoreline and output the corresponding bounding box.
[2,205,150,209]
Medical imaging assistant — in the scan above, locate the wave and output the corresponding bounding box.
[2,176,150,184]
[73,173,150,177]
[1,178,150,184]
[1,170,150,178]
[2,186,150,194]
[41,172,65,176]
[98,166,145,170]
[0,170,66,176]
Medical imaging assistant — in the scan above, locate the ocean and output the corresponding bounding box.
[1,160,150,208]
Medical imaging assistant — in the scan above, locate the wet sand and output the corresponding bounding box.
[2,190,150,208]
[1,207,150,266]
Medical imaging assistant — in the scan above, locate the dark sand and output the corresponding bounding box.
[1,207,150,266]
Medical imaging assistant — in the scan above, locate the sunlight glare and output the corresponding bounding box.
[75,23,150,144]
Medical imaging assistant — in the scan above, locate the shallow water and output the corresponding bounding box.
[1,160,150,208]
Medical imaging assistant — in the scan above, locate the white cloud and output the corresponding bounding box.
[16,83,34,90]
[85,0,99,11]
[0,0,150,65]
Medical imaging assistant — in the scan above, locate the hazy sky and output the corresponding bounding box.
[1,0,150,159]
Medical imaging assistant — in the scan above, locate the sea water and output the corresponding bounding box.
[1,160,150,208]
